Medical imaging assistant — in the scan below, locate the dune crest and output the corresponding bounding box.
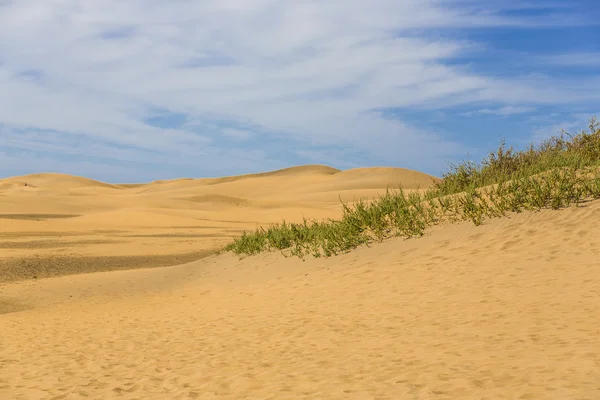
[1,173,123,190]
[332,166,439,190]
[199,164,341,185]
[0,164,436,281]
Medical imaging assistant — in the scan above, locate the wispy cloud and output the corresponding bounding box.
[221,128,252,141]
[462,106,537,117]
[544,52,600,66]
[0,0,598,181]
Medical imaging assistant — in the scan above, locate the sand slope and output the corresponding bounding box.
[1,198,599,398]
[0,166,437,281]
[1,167,599,399]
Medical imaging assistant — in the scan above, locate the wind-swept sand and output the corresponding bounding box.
[0,166,433,282]
[1,166,599,399]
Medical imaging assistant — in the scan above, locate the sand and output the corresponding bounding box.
[0,166,432,282]
[1,166,599,399]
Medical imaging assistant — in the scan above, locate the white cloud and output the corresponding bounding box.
[0,0,598,179]
[221,128,252,141]
[462,105,537,117]
[544,52,600,67]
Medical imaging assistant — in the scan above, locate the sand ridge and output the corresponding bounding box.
[1,196,599,398]
[0,165,437,281]
[2,173,125,190]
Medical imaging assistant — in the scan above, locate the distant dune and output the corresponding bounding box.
[1,164,597,399]
[0,180,38,190]
[199,164,342,185]
[0,164,437,281]
[331,166,439,190]
[3,172,124,190]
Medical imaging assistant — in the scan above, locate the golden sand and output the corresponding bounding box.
[1,166,599,399]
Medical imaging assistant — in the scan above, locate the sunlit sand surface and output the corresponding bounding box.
[0,166,433,282]
[1,166,599,399]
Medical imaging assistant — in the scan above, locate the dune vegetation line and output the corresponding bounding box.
[222,116,600,259]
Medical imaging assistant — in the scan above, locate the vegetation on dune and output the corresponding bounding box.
[221,116,600,259]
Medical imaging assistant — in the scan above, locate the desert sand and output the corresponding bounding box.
[1,165,599,399]
[0,166,432,282]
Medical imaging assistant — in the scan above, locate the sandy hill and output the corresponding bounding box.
[0,165,438,281]
[198,164,342,185]
[1,165,598,399]
[330,166,439,190]
[1,192,598,399]
[2,172,124,190]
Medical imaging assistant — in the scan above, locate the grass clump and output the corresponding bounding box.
[433,116,600,196]
[221,116,600,259]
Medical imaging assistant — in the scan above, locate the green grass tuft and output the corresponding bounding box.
[220,116,600,259]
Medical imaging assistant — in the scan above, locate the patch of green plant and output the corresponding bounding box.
[221,116,600,259]
[432,116,600,197]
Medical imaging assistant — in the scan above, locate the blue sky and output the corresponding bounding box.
[0,0,599,182]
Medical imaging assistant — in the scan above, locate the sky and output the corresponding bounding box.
[0,0,599,182]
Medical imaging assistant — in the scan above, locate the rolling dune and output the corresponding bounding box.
[1,166,599,399]
[3,173,125,190]
[0,165,437,281]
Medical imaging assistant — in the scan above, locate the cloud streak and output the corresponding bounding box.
[0,0,598,180]
[462,106,537,117]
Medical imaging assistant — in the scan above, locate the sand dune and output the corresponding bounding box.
[181,194,252,207]
[198,164,341,186]
[5,172,124,190]
[0,165,436,281]
[333,166,439,189]
[0,180,39,191]
[1,165,599,399]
